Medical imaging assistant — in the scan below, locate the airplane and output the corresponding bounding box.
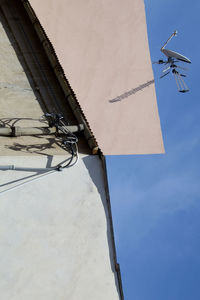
[153,31,191,93]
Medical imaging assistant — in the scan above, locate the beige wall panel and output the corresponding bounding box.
[29,0,164,155]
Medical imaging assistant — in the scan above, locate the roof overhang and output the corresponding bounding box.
[26,0,164,155]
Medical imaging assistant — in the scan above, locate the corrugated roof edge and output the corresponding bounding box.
[20,0,99,154]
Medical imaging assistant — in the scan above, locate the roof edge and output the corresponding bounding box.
[20,0,99,154]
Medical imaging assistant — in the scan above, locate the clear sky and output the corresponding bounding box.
[106,1,200,299]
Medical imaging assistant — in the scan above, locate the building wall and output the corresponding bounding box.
[0,155,120,299]
[0,2,122,298]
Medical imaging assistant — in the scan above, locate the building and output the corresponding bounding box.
[0,0,163,299]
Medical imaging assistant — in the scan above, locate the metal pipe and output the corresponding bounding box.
[0,124,84,137]
[161,30,177,51]
[0,165,58,172]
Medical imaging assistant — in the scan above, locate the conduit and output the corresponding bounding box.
[0,165,55,172]
[0,125,84,137]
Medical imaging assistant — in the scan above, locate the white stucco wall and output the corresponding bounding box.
[0,155,120,299]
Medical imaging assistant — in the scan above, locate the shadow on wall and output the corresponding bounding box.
[0,155,53,191]
[0,6,48,113]
[109,79,155,103]
[0,166,55,193]
[5,138,55,155]
[0,155,74,193]
[0,117,70,156]
[0,117,56,155]
[0,117,47,128]
[82,155,123,299]
[0,1,77,119]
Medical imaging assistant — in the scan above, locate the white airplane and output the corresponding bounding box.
[154,31,191,93]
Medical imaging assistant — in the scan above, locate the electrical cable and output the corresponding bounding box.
[0,113,79,172]
[44,113,79,170]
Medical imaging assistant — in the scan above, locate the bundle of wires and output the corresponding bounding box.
[44,113,79,170]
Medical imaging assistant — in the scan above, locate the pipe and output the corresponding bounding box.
[0,165,58,172]
[0,124,84,137]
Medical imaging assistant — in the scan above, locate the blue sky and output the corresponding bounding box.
[106,1,200,299]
